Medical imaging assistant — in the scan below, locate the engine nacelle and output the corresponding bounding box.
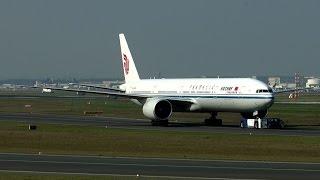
[142,98,172,120]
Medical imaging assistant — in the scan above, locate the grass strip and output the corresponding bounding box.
[0,121,319,163]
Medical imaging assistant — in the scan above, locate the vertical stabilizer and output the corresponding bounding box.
[119,33,140,83]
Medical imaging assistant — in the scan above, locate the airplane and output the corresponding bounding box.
[46,33,277,126]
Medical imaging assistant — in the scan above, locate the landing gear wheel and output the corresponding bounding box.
[151,120,168,126]
[204,112,222,126]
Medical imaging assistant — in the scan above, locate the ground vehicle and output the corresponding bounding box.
[240,118,285,129]
[264,118,286,129]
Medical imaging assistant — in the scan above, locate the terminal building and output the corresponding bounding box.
[267,77,296,89]
[268,75,320,89]
[268,77,281,87]
[306,78,320,88]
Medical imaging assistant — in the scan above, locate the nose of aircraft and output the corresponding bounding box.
[266,93,275,107]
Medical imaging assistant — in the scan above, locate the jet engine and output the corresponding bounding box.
[142,98,172,120]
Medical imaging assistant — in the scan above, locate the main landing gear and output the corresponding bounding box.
[204,112,222,126]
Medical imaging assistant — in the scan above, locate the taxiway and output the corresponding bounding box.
[0,113,319,137]
[0,153,319,179]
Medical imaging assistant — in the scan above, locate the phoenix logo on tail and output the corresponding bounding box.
[123,54,129,75]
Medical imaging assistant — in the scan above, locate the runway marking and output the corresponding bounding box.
[1,152,320,165]
[0,169,263,180]
[1,159,319,172]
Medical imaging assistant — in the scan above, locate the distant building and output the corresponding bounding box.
[306,78,320,88]
[268,77,281,87]
[287,83,297,89]
[102,80,124,88]
[274,83,296,89]
[0,84,14,89]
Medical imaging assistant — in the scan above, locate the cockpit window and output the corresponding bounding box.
[256,89,271,93]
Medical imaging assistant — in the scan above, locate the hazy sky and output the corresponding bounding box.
[0,0,319,80]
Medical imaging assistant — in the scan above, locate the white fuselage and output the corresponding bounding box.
[122,78,274,113]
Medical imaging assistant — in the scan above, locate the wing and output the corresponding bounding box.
[166,97,198,112]
[44,87,148,99]
[44,87,198,111]
[69,83,125,92]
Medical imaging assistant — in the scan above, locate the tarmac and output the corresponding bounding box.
[0,113,320,179]
[0,113,320,137]
[0,153,320,179]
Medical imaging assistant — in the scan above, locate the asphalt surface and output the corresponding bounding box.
[0,113,319,179]
[0,113,320,137]
[0,153,319,179]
